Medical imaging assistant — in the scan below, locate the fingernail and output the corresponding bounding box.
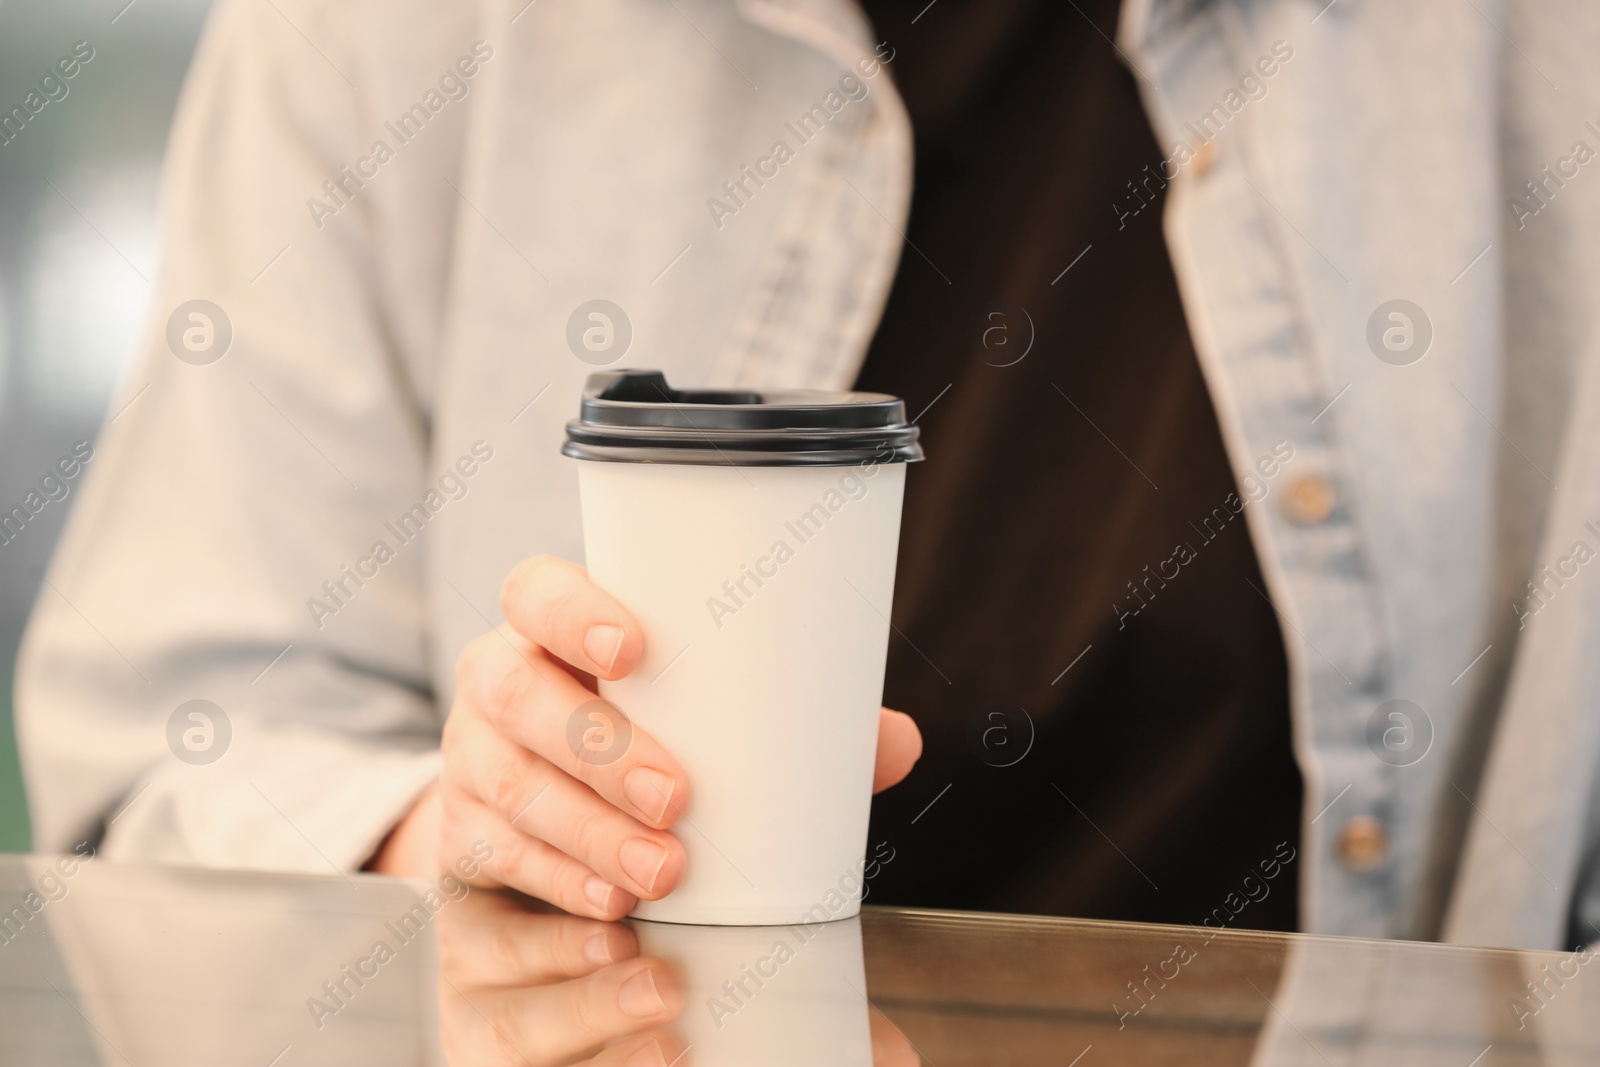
[584,624,626,674]
[625,1039,668,1067]
[624,767,676,824]
[584,875,620,913]
[620,838,670,894]
[618,968,666,1018]
[583,932,614,966]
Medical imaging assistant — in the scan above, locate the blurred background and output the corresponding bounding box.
[0,0,213,850]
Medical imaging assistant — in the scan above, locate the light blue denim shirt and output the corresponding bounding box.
[16,0,1600,950]
[1122,0,1600,950]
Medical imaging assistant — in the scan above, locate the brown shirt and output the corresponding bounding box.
[855,0,1302,931]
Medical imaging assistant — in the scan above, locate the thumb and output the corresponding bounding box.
[872,708,922,793]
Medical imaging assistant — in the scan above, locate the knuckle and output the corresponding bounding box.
[437,789,466,836]
[537,850,588,914]
[500,554,563,616]
[571,971,618,1034]
[503,555,600,652]
[565,806,613,865]
[488,923,529,978]
[484,657,537,731]
[454,631,494,691]
[491,828,538,891]
[498,560,532,614]
[484,754,536,827]
[538,583,584,639]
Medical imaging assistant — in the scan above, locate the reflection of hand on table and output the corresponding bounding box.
[437,889,922,1067]
[437,889,686,1066]
[868,1011,920,1067]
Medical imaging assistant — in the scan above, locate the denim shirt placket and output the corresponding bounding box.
[1123,0,1400,937]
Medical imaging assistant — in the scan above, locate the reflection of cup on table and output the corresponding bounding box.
[564,370,923,925]
[631,915,872,1065]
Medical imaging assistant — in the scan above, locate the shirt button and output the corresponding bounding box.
[1191,139,1218,176]
[1337,816,1388,871]
[1280,473,1337,525]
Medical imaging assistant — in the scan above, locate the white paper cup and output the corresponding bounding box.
[564,371,922,925]
[630,915,872,1065]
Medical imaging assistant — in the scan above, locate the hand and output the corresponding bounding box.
[372,555,924,920]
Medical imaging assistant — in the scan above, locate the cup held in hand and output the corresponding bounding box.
[564,370,922,924]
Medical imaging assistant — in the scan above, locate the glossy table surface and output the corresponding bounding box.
[0,854,1595,1066]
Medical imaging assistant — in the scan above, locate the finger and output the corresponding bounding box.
[501,555,644,680]
[440,958,684,1067]
[443,788,638,920]
[438,896,640,986]
[457,630,691,830]
[872,708,923,793]
[444,703,686,899]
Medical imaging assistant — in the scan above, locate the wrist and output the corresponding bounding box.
[367,781,443,876]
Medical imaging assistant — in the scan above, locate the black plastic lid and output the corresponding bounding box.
[561,370,924,467]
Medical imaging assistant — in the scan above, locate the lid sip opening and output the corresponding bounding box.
[562,370,925,467]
